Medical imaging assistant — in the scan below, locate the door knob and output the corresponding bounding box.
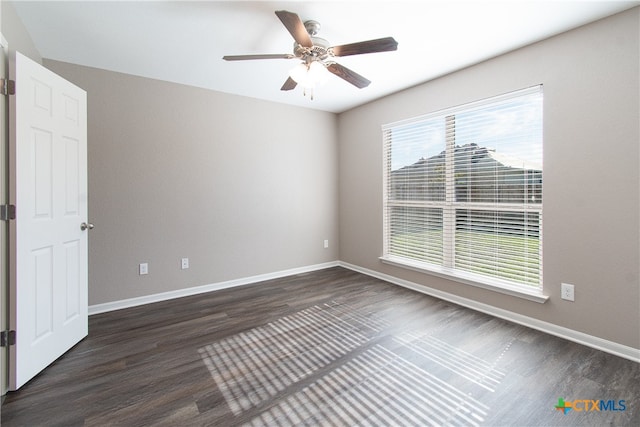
[80,222,94,231]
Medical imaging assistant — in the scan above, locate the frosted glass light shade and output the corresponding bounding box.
[289,61,328,88]
[308,61,329,84]
[289,63,310,86]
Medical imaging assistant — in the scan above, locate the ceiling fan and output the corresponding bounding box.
[223,10,398,98]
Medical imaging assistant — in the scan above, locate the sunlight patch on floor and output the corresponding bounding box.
[199,301,495,426]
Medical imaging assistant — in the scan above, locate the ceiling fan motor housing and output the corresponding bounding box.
[294,20,331,62]
[294,40,331,61]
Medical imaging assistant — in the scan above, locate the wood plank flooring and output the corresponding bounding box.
[1,267,639,426]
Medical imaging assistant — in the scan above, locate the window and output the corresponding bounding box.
[382,86,543,295]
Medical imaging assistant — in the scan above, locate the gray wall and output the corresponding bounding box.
[1,0,41,64]
[43,60,339,305]
[338,8,639,349]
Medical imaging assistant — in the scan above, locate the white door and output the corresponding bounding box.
[9,52,88,390]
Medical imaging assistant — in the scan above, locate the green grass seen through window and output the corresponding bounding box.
[390,230,541,287]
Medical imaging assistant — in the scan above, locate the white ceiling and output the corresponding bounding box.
[11,0,639,113]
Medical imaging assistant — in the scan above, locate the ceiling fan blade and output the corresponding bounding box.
[331,37,398,57]
[281,77,298,91]
[223,54,295,61]
[275,10,313,48]
[327,63,371,89]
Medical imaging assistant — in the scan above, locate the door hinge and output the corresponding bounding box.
[0,78,15,96]
[0,204,15,221]
[0,330,16,347]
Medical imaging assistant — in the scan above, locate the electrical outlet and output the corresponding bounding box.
[139,263,148,275]
[324,239,329,249]
[181,258,189,269]
[561,283,575,301]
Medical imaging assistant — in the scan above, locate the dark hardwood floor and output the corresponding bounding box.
[1,267,638,426]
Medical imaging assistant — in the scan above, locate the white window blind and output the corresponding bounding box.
[383,86,543,291]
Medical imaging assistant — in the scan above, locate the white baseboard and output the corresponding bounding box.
[89,259,639,363]
[88,261,340,316]
[338,261,640,363]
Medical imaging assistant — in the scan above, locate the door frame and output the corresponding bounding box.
[1,32,8,399]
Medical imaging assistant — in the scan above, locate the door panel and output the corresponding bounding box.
[64,137,80,215]
[10,52,88,390]
[33,247,53,341]
[33,129,54,217]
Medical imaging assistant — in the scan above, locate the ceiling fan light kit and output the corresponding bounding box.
[289,61,329,100]
[292,61,329,85]
[222,10,398,100]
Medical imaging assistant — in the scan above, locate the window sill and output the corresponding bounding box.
[379,256,549,304]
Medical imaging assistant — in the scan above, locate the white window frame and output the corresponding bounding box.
[381,86,547,303]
